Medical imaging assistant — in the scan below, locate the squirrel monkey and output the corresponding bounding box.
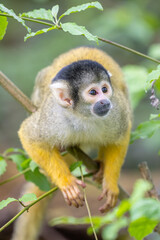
[12,47,131,240]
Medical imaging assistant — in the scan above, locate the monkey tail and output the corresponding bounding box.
[11,182,51,240]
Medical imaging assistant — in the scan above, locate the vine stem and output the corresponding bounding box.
[0,13,160,64]
[98,37,160,64]
[0,186,58,232]
[0,12,54,27]
[0,168,30,186]
[80,166,99,240]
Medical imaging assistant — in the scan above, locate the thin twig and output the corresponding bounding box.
[138,162,159,199]
[0,13,54,27]
[0,186,58,232]
[0,13,160,64]
[0,168,30,186]
[80,166,99,240]
[98,37,160,64]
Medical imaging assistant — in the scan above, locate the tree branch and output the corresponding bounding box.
[0,72,37,113]
[138,161,159,199]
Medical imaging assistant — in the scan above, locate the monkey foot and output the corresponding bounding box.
[98,186,119,213]
[61,178,86,208]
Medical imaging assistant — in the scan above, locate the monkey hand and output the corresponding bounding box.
[61,177,86,208]
[98,181,119,213]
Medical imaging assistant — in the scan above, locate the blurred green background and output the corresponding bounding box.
[0,0,160,168]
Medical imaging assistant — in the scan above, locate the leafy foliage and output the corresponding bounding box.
[0,4,30,33]
[0,2,102,43]
[149,44,160,59]
[24,168,51,191]
[21,8,54,22]
[131,119,160,143]
[50,180,160,240]
[19,193,37,202]
[61,22,98,43]
[123,65,148,109]
[0,157,7,176]
[147,64,160,90]
[59,2,103,20]
[0,193,37,211]
[0,149,51,191]
[0,14,8,40]
[0,198,17,210]
[24,26,56,41]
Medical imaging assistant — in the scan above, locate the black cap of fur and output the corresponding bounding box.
[52,60,111,106]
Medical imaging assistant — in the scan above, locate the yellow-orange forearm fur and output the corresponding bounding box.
[99,122,131,193]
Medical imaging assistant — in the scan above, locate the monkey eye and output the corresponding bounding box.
[89,89,97,95]
[102,86,108,93]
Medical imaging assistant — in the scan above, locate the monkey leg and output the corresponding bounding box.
[98,126,131,213]
[11,182,50,240]
[18,134,85,208]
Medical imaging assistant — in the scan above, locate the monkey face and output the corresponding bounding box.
[50,60,113,118]
[82,80,113,117]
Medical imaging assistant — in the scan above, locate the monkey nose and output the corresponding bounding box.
[93,99,111,117]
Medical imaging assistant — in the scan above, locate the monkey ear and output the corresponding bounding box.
[50,81,73,107]
[108,71,112,77]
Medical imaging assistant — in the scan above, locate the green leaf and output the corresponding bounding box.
[24,168,51,191]
[0,15,8,40]
[129,217,158,240]
[0,197,17,210]
[102,217,128,240]
[130,179,151,203]
[146,65,160,89]
[30,161,38,171]
[24,26,56,41]
[59,1,103,20]
[52,5,59,20]
[21,8,53,22]
[123,65,148,109]
[4,148,26,155]
[21,158,31,169]
[19,193,37,202]
[148,44,160,59]
[61,22,98,43]
[116,199,131,218]
[50,215,96,226]
[131,120,160,143]
[0,4,31,33]
[150,114,160,120]
[130,198,160,221]
[70,161,82,172]
[9,154,27,171]
[0,158,7,176]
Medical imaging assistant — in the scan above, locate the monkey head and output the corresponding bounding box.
[50,60,113,118]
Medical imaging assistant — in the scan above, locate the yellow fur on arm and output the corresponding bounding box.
[19,135,74,189]
[99,123,131,193]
